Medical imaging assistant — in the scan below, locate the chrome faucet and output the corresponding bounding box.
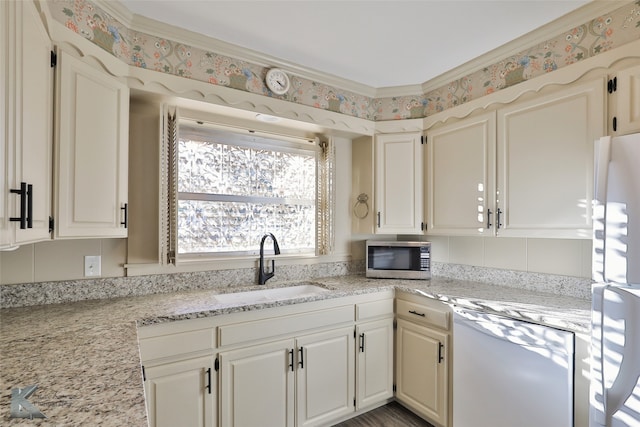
[259,233,281,285]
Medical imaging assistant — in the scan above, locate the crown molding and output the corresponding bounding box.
[96,0,379,97]
[420,0,629,93]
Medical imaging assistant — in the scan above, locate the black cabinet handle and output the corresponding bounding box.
[298,347,304,369]
[438,342,444,363]
[409,310,425,317]
[486,208,492,229]
[377,211,381,228]
[120,203,128,228]
[206,367,212,394]
[359,333,365,352]
[26,184,33,229]
[289,349,294,372]
[10,182,28,229]
[496,208,503,229]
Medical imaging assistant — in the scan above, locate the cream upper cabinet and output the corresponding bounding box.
[496,79,604,238]
[375,132,423,234]
[54,50,129,239]
[425,112,496,236]
[1,0,53,249]
[144,355,216,427]
[608,65,640,136]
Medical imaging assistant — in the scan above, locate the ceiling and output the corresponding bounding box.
[119,0,591,89]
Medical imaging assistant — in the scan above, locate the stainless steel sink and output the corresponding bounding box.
[213,283,330,305]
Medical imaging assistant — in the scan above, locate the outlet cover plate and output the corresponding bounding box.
[84,256,101,277]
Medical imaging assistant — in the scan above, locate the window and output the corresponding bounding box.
[162,113,334,262]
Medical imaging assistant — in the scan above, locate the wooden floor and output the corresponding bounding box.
[332,402,434,427]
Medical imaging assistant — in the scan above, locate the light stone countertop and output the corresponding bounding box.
[0,275,592,426]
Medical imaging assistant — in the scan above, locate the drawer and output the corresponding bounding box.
[218,304,354,347]
[139,327,216,361]
[356,298,394,321]
[396,299,450,331]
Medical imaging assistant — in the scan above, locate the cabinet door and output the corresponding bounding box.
[144,355,216,427]
[356,318,394,410]
[611,65,640,135]
[375,133,423,234]
[219,339,295,427]
[1,0,53,248]
[296,326,355,426]
[496,79,604,238]
[55,51,129,238]
[396,319,448,427]
[426,112,495,236]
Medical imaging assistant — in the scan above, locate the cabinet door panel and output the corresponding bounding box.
[427,112,495,235]
[396,319,448,427]
[144,355,215,427]
[356,319,394,409]
[614,65,640,135]
[375,133,423,234]
[2,0,53,248]
[55,51,129,238]
[296,327,355,426]
[220,339,295,427]
[497,79,604,238]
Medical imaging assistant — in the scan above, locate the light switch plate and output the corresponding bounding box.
[84,255,101,277]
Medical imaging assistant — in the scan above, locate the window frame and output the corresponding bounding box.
[161,110,335,265]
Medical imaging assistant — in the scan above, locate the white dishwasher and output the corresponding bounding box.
[453,307,574,427]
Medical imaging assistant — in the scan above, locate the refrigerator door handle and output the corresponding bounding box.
[601,285,640,424]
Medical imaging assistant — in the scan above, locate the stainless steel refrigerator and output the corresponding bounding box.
[590,132,640,426]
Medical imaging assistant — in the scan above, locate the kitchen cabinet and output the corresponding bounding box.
[355,318,394,409]
[425,112,495,236]
[496,79,604,238]
[425,79,603,239]
[1,0,53,249]
[395,295,451,427]
[54,50,129,239]
[607,64,640,136]
[375,132,423,234]
[219,326,355,427]
[143,355,216,427]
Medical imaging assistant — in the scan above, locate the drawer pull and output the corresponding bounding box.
[409,310,426,317]
[206,368,212,394]
[438,342,444,363]
[289,349,294,372]
[359,333,365,352]
[298,347,304,369]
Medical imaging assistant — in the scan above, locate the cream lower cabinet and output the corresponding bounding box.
[374,133,424,234]
[356,318,394,410]
[144,355,216,427]
[54,50,129,238]
[395,296,451,427]
[219,326,355,427]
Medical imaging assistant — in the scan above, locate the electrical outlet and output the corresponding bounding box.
[84,256,101,277]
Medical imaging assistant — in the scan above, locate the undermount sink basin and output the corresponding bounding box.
[213,283,330,305]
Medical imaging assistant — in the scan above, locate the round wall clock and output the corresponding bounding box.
[265,68,290,95]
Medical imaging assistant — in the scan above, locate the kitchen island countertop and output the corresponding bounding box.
[0,275,591,426]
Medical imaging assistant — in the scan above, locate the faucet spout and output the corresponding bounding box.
[259,233,281,285]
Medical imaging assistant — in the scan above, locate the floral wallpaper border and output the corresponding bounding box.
[49,0,640,121]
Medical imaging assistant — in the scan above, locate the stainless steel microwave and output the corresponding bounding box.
[365,240,431,280]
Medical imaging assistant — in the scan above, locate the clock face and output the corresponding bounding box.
[265,68,290,95]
